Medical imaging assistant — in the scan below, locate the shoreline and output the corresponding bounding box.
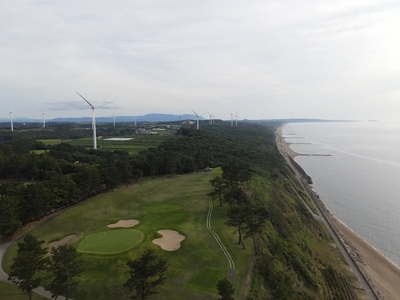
[277,124,400,299]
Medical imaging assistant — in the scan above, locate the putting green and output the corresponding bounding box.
[77,229,144,254]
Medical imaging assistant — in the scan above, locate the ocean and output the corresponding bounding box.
[282,121,400,267]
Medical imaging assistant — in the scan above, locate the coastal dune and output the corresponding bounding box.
[277,125,400,299]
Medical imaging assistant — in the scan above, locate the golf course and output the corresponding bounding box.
[2,168,253,299]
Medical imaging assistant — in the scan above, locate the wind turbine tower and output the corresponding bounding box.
[113,114,115,126]
[208,112,213,125]
[76,92,98,149]
[10,107,14,131]
[192,109,200,130]
[230,113,234,126]
[42,110,46,128]
[235,111,238,126]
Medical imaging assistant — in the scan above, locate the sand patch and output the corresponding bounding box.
[276,125,299,159]
[152,230,185,251]
[49,234,79,249]
[108,219,139,228]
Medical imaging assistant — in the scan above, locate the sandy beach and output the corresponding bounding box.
[277,125,400,300]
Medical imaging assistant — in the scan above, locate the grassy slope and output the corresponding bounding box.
[248,169,364,299]
[3,169,253,300]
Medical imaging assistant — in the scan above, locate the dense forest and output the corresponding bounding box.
[0,121,361,299]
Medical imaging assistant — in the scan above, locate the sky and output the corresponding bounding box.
[1,0,400,121]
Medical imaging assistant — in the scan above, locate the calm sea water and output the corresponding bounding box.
[283,121,400,267]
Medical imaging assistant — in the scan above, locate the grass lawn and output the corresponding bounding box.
[37,139,63,145]
[0,282,47,300]
[38,132,178,154]
[2,169,254,300]
[77,229,143,254]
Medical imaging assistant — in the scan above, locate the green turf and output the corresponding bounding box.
[3,169,253,300]
[0,282,47,300]
[186,267,225,293]
[77,229,143,254]
[37,139,63,145]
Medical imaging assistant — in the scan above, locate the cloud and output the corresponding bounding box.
[1,0,400,120]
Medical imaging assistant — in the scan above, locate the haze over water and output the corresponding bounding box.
[283,121,400,267]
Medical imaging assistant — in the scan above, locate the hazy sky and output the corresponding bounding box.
[1,0,399,121]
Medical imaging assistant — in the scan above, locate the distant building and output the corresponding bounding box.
[135,128,146,134]
[182,120,195,125]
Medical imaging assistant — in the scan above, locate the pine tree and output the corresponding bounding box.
[47,244,84,300]
[8,234,48,300]
[217,278,234,300]
[124,249,169,300]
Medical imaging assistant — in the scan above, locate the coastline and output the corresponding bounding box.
[277,124,400,300]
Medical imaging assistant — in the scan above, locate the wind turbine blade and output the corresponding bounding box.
[76,91,94,108]
[191,109,198,117]
[96,101,113,109]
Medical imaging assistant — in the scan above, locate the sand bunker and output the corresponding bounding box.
[152,230,185,251]
[108,219,139,228]
[49,234,79,249]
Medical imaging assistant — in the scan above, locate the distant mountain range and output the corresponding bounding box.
[0,114,360,124]
[0,113,205,123]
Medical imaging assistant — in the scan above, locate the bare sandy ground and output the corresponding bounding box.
[48,234,79,249]
[152,230,185,251]
[277,124,400,299]
[107,219,139,228]
[277,125,299,158]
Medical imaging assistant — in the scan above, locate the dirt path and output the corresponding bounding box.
[206,199,235,282]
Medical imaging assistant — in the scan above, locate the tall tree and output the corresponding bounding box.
[0,195,22,237]
[216,278,235,300]
[47,244,84,300]
[117,157,133,187]
[225,187,253,248]
[124,249,169,300]
[207,176,226,206]
[8,234,48,300]
[242,200,268,255]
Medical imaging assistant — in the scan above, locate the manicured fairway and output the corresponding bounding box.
[77,229,143,254]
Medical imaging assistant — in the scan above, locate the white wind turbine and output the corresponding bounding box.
[208,112,213,125]
[42,110,46,128]
[235,111,238,126]
[76,92,111,149]
[10,107,14,131]
[192,109,200,130]
[113,114,115,126]
[230,113,234,126]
